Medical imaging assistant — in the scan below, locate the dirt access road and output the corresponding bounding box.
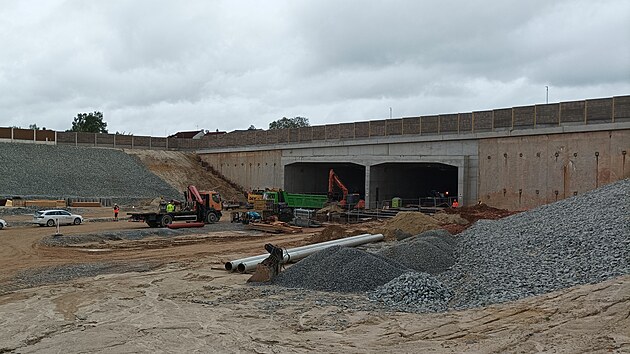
[0,209,629,353]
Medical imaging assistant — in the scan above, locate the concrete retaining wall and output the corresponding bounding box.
[199,150,283,191]
[478,130,630,210]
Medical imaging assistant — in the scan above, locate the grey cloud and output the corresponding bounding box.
[0,0,628,135]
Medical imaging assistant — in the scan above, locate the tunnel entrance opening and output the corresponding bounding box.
[284,163,366,198]
[369,163,458,208]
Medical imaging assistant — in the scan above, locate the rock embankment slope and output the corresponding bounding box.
[0,142,179,201]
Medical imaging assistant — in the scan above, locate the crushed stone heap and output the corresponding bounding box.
[272,245,410,293]
[440,178,630,310]
[376,229,458,274]
[0,142,179,201]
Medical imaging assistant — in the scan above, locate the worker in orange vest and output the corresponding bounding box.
[452,199,459,208]
[113,204,120,221]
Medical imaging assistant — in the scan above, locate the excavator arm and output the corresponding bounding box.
[328,169,349,202]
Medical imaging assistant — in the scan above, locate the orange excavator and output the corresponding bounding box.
[328,169,365,209]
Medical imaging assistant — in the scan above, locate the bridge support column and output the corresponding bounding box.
[364,166,371,209]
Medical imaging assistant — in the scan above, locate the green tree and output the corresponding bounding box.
[68,111,108,133]
[268,116,310,130]
[29,124,40,130]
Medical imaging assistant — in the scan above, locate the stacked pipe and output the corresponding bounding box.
[225,233,384,273]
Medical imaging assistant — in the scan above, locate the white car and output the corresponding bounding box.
[0,219,6,229]
[33,210,83,227]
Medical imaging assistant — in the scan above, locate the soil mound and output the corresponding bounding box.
[377,212,440,240]
[443,203,518,223]
[431,212,468,225]
[309,225,347,243]
[125,149,246,202]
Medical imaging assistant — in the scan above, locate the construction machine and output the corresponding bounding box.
[246,189,266,207]
[128,185,222,227]
[328,169,365,209]
[257,190,328,222]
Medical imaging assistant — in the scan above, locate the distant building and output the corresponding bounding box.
[204,130,226,137]
[168,130,205,139]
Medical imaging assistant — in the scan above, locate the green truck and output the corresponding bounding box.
[262,190,328,221]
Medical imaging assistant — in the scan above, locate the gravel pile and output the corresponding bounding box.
[3,262,157,294]
[368,272,452,313]
[440,178,630,310]
[40,222,246,247]
[376,229,458,274]
[0,142,179,201]
[273,245,410,293]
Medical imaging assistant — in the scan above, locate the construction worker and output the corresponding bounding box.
[166,200,175,213]
[452,199,459,208]
[113,204,120,221]
[159,196,167,213]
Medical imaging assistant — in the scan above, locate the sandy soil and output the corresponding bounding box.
[124,149,246,202]
[0,209,628,353]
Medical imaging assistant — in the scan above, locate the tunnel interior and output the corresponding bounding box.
[284,163,366,198]
[369,163,458,207]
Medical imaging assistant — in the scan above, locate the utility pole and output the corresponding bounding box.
[545,86,549,104]
[389,107,392,119]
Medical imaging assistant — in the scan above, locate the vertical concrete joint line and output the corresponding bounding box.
[584,99,588,124]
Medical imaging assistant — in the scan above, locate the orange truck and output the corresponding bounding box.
[128,185,222,227]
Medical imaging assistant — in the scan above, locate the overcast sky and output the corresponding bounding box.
[1,1,628,136]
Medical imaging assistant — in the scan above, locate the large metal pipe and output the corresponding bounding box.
[224,233,377,271]
[234,233,384,273]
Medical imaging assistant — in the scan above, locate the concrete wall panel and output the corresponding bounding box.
[479,130,629,210]
[473,111,493,132]
[493,108,512,129]
[439,114,458,134]
[339,123,354,139]
[370,120,386,136]
[535,104,559,125]
[421,115,438,134]
[560,101,585,124]
[513,105,535,127]
[459,113,473,133]
[355,122,370,138]
[586,98,613,123]
[614,96,630,122]
[386,119,402,136]
[200,150,282,190]
[312,126,326,141]
[402,117,420,135]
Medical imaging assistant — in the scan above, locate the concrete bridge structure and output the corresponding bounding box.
[198,95,630,211]
[4,96,626,211]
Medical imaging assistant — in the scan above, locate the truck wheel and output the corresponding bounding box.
[160,214,173,227]
[206,212,218,224]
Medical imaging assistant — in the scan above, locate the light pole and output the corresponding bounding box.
[545,86,549,104]
[389,107,392,119]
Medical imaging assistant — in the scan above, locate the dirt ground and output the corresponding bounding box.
[123,149,246,202]
[0,208,628,353]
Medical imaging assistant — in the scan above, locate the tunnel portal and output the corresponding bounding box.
[369,162,458,207]
[284,163,366,198]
